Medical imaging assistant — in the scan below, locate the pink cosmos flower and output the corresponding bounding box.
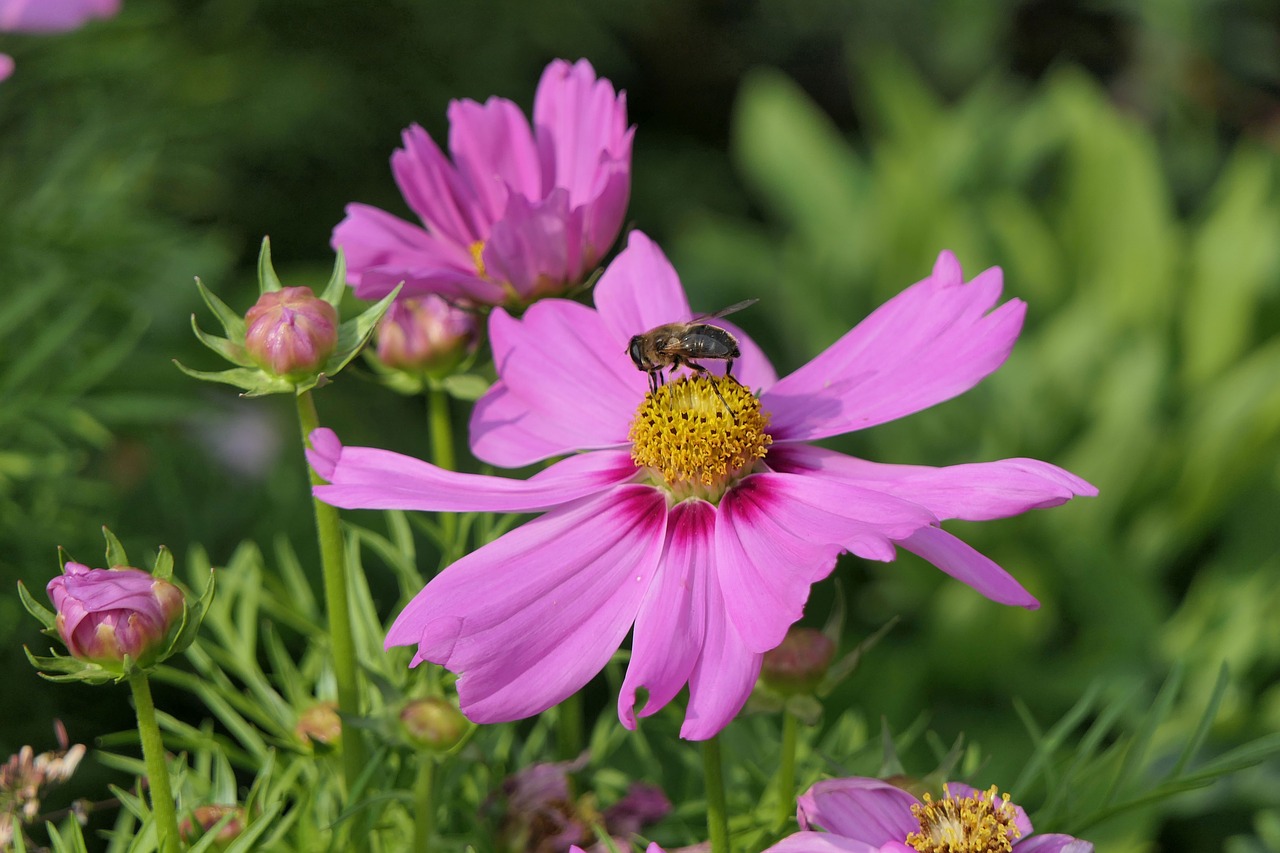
[765,777,1093,852]
[0,54,12,81]
[332,58,632,307]
[310,231,1096,740]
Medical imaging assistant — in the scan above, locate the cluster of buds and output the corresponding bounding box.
[179,804,246,849]
[0,722,86,848]
[177,238,398,396]
[21,528,213,683]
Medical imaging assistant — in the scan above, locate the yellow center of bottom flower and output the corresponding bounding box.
[905,785,1022,853]
[628,375,771,502]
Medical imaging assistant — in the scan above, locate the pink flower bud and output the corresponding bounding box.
[399,697,467,751]
[294,701,341,747]
[243,286,338,380]
[760,627,835,695]
[46,563,184,669]
[375,296,475,375]
[179,804,245,848]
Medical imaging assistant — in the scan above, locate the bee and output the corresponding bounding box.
[627,299,758,418]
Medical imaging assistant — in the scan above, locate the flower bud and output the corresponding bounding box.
[179,804,245,848]
[46,563,184,670]
[294,701,341,747]
[243,286,338,380]
[375,296,475,376]
[760,627,836,695]
[399,697,467,751]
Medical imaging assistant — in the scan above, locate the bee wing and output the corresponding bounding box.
[681,330,736,358]
[693,298,758,322]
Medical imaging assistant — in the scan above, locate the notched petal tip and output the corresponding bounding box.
[305,428,342,481]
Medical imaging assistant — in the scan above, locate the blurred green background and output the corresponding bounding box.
[2,0,1278,849]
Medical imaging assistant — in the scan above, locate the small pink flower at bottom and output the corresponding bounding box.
[0,0,118,33]
[0,54,13,81]
[311,232,1096,740]
[765,778,1093,852]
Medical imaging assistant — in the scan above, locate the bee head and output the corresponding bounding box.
[627,335,648,371]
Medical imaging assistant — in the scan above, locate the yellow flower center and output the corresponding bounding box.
[905,785,1022,853]
[469,240,487,277]
[628,375,771,503]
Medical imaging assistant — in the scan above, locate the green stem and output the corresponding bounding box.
[775,709,798,829]
[128,670,180,853]
[297,392,367,799]
[557,691,584,763]
[427,386,457,555]
[413,757,435,852]
[703,735,730,853]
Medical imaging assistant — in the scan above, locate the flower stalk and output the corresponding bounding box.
[775,708,798,829]
[413,758,435,852]
[297,391,366,796]
[703,735,730,853]
[128,670,180,853]
[427,386,458,554]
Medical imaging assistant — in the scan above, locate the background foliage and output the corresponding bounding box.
[3,0,1279,849]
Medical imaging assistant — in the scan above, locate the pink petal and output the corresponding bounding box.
[764,832,888,853]
[581,138,633,265]
[308,427,636,513]
[899,526,1039,609]
[765,253,1025,441]
[533,58,630,209]
[469,302,638,467]
[769,445,1097,521]
[0,54,13,81]
[393,124,488,247]
[594,231,692,345]
[331,203,502,303]
[680,556,763,740]
[796,778,918,842]
[447,97,542,225]
[386,485,667,722]
[619,499,713,729]
[0,0,119,32]
[483,188,586,296]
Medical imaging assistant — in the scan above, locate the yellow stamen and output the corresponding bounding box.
[905,784,1022,853]
[628,375,771,503]
[469,241,487,277]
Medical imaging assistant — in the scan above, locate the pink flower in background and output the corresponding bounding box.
[333,58,632,307]
[0,0,118,82]
[311,232,1095,739]
[765,778,1094,852]
[0,0,118,32]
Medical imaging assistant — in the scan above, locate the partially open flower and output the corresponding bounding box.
[46,563,183,670]
[376,296,476,376]
[765,778,1094,852]
[244,286,339,380]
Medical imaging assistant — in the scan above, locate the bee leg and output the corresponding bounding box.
[724,358,742,385]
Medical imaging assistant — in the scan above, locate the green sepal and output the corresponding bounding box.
[190,315,253,367]
[152,546,174,581]
[439,373,491,401]
[103,526,129,569]
[24,647,119,685]
[257,237,283,294]
[784,694,824,726]
[318,246,348,304]
[172,361,295,397]
[17,580,57,630]
[195,276,247,340]
[165,568,215,658]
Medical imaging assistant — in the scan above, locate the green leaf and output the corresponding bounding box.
[257,236,283,293]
